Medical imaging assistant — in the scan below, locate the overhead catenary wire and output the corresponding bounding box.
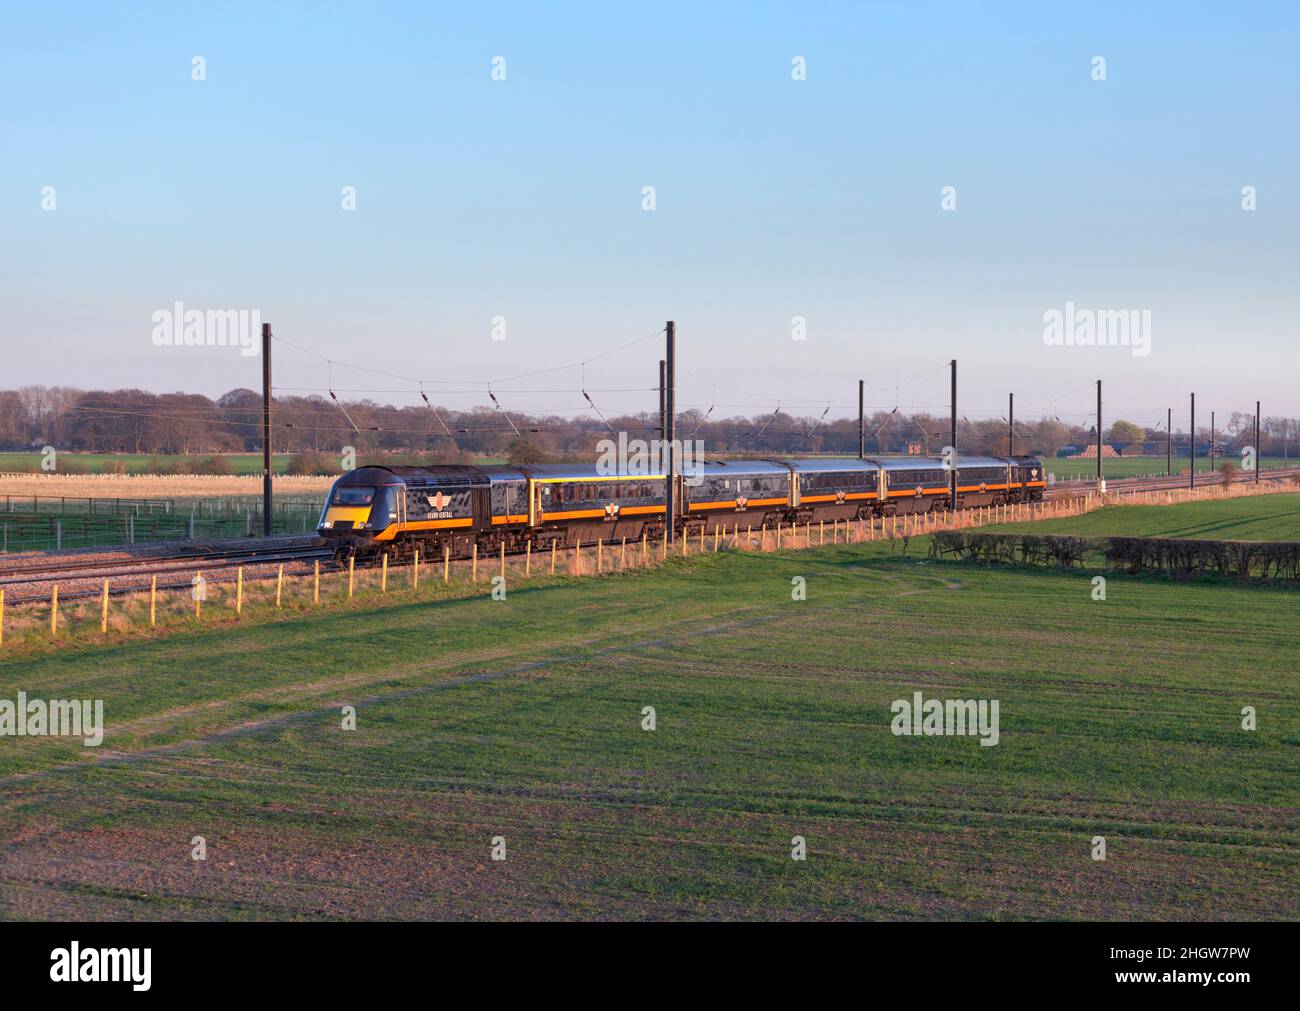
[419,387,455,438]
[269,327,664,393]
[486,391,523,438]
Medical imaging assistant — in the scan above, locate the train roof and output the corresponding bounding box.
[523,460,790,480]
[864,456,945,471]
[861,455,1019,471]
[521,462,667,481]
[697,459,791,476]
[333,464,524,487]
[955,455,1018,468]
[777,457,878,473]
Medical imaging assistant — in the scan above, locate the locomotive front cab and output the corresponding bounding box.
[318,468,403,546]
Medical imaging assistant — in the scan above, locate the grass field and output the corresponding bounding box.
[0,452,510,475]
[0,452,297,475]
[1046,456,1289,480]
[1,536,1295,920]
[989,492,1300,542]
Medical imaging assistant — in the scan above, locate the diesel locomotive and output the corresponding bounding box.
[317,454,1045,559]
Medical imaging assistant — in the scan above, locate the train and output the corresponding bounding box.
[317,454,1045,559]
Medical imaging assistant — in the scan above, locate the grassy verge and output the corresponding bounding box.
[986,492,1300,541]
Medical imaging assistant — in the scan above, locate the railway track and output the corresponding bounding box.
[0,541,328,584]
[0,541,333,604]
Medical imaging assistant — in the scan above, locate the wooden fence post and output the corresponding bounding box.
[276,564,284,607]
[551,540,557,574]
[314,560,320,604]
[0,587,4,647]
[525,541,531,576]
[472,543,478,582]
[101,579,109,633]
[51,584,58,638]
[444,543,450,583]
[413,548,420,590]
[381,553,388,594]
[348,556,354,598]
[150,575,156,626]
[236,567,243,614]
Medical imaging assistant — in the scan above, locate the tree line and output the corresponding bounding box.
[0,386,1293,465]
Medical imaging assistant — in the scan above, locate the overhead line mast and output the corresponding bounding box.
[949,360,957,511]
[261,322,273,537]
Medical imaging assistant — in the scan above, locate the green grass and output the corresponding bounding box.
[988,492,1300,542]
[0,452,298,475]
[1046,455,1288,480]
[0,452,509,475]
[1,540,1296,920]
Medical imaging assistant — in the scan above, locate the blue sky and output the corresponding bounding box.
[2,1,1297,428]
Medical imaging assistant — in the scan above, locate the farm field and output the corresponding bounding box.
[0,452,296,475]
[0,473,334,503]
[1,540,1295,920]
[0,452,510,475]
[988,492,1300,542]
[1046,456,1288,480]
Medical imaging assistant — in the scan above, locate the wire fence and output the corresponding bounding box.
[0,496,324,552]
